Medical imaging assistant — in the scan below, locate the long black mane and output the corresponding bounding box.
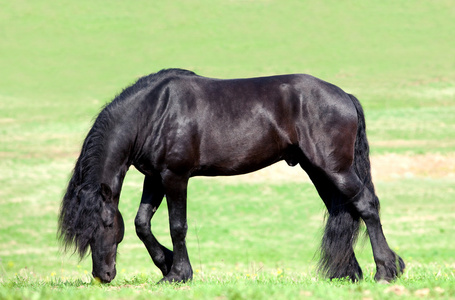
[57,69,197,258]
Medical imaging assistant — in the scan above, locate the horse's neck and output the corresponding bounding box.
[97,132,132,203]
[100,161,128,203]
[89,100,140,202]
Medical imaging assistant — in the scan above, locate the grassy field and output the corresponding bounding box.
[1,1,454,299]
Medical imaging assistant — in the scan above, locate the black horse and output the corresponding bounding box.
[58,69,404,283]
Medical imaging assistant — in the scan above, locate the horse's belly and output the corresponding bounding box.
[194,137,286,176]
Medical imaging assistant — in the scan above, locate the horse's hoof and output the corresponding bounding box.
[157,273,192,284]
[377,279,390,285]
[157,277,171,284]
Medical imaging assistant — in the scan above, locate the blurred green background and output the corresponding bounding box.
[0,0,454,291]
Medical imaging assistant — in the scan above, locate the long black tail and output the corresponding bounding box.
[349,94,379,209]
[318,94,376,281]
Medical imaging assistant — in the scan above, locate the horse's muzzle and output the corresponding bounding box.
[92,269,116,283]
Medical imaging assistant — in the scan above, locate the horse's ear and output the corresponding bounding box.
[100,183,113,202]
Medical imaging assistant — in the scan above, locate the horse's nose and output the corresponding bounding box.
[106,268,117,282]
[92,271,114,283]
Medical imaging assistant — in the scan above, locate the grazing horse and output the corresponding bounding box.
[58,69,404,283]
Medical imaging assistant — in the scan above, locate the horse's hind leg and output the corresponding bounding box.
[135,175,173,276]
[351,184,405,282]
[326,170,405,282]
[303,165,363,281]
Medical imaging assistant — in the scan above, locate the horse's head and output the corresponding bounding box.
[90,184,124,283]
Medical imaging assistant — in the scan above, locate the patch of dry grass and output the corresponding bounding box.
[207,153,455,185]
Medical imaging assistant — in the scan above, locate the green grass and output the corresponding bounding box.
[368,106,455,154]
[1,168,455,299]
[1,0,454,299]
[2,270,455,300]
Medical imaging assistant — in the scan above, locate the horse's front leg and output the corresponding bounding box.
[159,171,193,283]
[135,175,173,276]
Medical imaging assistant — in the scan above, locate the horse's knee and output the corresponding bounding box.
[135,214,150,238]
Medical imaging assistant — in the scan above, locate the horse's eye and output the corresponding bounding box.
[104,223,114,229]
